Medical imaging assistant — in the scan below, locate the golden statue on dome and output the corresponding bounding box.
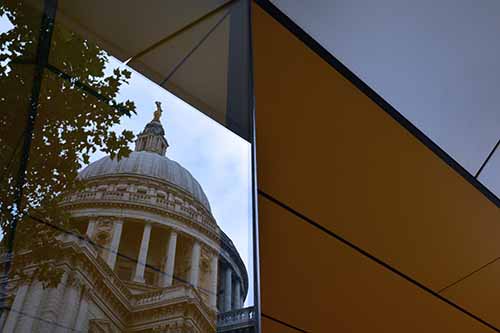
[153,101,162,121]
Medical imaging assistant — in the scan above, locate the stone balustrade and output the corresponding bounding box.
[133,283,216,323]
[134,284,190,306]
[217,306,255,328]
[61,190,216,231]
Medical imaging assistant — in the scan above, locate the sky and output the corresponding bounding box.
[272,0,499,198]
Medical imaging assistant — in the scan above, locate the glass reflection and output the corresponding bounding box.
[0,1,255,332]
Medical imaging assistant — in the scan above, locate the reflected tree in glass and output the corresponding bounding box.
[0,0,135,287]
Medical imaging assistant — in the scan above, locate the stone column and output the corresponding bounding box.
[134,222,152,282]
[86,220,96,237]
[2,283,29,333]
[189,241,201,288]
[74,289,90,332]
[217,281,224,311]
[55,281,80,333]
[162,230,177,287]
[209,255,218,308]
[39,272,68,332]
[234,278,242,309]
[15,280,45,332]
[106,220,123,270]
[224,268,232,312]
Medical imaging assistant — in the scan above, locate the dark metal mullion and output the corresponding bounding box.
[0,131,25,182]
[247,1,262,332]
[9,0,58,239]
[226,0,252,141]
[0,0,58,318]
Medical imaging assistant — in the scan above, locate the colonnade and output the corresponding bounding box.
[0,218,246,333]
[221,265,244,312]
[87,219,244,311]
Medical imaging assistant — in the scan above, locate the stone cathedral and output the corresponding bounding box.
[0,103,254,332]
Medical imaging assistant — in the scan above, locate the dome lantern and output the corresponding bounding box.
[134,101,169,156]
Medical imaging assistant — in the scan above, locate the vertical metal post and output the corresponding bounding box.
[0,0,58,319]
[247,0,262,331]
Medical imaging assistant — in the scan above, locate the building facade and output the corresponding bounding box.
[1,104,251,332]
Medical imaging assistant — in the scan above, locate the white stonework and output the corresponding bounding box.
[162,230,178,287]
[106,220,123,270]
[234,279,242,309]
[134,222,152,283]
[210,255,219,308]
[0,107,248,332]
[3,283,29,333]
[224,268,233,312]
[15,280,45,332]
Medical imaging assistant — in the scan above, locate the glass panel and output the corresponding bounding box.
[0,1,257,332]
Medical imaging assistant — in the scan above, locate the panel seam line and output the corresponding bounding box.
[261,312,309,332]
[258,189,500,332]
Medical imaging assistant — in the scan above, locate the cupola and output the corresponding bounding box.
[134,101,169,156]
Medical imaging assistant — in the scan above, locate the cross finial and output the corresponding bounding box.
[153,101,162,121]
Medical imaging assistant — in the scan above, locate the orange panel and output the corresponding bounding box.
[442,260,500,329]
[258,196,495,332]
[252,1,500,296]
[262,316,301,333]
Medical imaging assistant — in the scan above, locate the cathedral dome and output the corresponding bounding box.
[79,102,211,211]
[79,151,211,211]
